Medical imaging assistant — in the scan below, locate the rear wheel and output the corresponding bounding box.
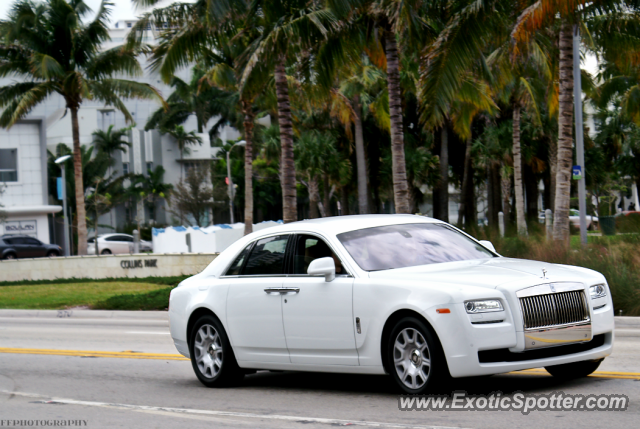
[4,253,16,260]
[100,249,111,255]
[189,314,244,387]
[545,358,603,379]
[386,316,449,394]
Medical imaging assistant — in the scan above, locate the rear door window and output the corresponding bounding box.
[242,235,290,276]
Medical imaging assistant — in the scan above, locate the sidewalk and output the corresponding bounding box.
[0,309,168,320]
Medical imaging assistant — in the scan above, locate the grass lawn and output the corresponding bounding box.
[0,281,170,310]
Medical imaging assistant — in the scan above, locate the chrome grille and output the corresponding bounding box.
[520,290,589,330]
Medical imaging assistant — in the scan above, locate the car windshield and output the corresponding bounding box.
[337,223,495,271]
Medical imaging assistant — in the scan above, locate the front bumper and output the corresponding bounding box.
[434,301,614,378]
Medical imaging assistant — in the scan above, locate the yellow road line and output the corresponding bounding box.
[0,347,189,361]
[0,348,638,380]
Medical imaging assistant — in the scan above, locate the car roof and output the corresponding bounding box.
[1,234,35,239]
[257,214,442,236]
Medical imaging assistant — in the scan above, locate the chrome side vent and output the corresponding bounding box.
[520,290,589,330]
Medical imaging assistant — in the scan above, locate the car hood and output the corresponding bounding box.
[367,257,603,289]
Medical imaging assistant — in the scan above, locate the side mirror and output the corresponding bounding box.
[478,240,496,253]
[307,257,336,282]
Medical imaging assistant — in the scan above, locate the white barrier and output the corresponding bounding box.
[0,253,218,282]
[151,221,281,254]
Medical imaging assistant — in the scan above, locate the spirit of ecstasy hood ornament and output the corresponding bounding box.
[541,268,548,279]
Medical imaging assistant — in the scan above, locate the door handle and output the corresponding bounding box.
[264,287,300,294]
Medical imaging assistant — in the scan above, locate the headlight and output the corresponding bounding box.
[465,299,503,314]
[590,284,607,299]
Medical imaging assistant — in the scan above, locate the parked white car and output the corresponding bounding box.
[87,233,153,255]
[569,209,599,229]
[169,215,614,393]
[539,210,599,229]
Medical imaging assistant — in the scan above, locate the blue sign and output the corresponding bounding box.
[572,165,582,180]
[57,177,63,200]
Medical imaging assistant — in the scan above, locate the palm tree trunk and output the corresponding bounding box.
[353,95,368,214]
[553,24,574,243]
[458,135,473,226]
[242,102,254,235]
[501,163,512,230]
[323,173,331,216]
[549,138,557,212]
[513,105,528,236]
[439,126,449,222]
[308,174,320,219]
[275,56,297,223]
[384,32,411,214]
[71,107,88,255]
[340,186,350,215]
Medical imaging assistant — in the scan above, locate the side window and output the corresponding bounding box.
[105,236,119,242]
[225,245,252,276]
[123,236,134,242]
[293,235,344,275]
[25,238,41,245]
[7,237,25,245]
[242,235,289,276]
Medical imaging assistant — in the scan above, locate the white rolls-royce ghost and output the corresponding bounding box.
[168,215,614,393]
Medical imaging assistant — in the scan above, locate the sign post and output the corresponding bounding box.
[573,27,588,246]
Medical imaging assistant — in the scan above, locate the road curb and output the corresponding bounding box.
[615,316,640,328]
[0,309,168,320]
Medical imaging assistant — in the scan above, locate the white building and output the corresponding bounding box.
[1,18,244,245]
[0,119,62,244]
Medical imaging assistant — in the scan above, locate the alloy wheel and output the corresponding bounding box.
[194,324,223,379]
[393,327,431,390]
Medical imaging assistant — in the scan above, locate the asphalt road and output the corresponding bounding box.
[1,312,639,429]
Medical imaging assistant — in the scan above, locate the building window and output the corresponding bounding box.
[146,162,153,172]
[122,162,130,175]
[127,22,132,28]
[0,149,18,182]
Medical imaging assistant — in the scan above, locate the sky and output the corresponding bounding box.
[0,0,177,23]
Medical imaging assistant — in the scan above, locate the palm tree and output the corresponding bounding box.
[165,125,202,178]
[487,33,553,236]
[93,125,132,156]
[132,3,270,234]
[129,166,173,232]
[511,0,638,242]
[145,66,238,135]
[333,57,388,214]
[238,0,338,223]
[0,0,165,255]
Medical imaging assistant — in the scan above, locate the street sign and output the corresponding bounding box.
[572,165,583,180]
[57,177,63,200]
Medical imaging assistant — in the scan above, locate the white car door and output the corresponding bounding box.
[282,234,358,366]
[225,235,291,364]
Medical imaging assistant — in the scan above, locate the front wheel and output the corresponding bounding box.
[545,358,603,380]
[100,249,111,255]
[47,251,59,257]
[189,314,244,387]
[387,317,449,394]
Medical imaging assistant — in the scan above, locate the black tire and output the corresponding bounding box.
[386,316,449,394]
[100,249,112,255]
[545,358,603,380]
[47,251,59,257]
[4,253,16,260]
[189,314,244,388]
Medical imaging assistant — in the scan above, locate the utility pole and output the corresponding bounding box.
[226,140,246,224]
[574,25,588,246]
